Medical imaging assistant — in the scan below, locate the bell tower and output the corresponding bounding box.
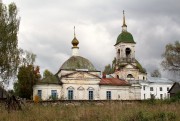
[113,11,147,81]
[115,11,136,64]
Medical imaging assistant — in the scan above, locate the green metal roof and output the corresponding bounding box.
[60,56,97,71]
[115,31,136,45]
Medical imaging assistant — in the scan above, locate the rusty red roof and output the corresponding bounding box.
[100,78,130,86]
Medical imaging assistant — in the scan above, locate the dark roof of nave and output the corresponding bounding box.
[115,31,136,45]
[37,75,61,84]
[60,56,97,71]
[100,78,130,86]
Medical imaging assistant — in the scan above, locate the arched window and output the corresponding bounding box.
[127,74,134,80]
[127,74,133,78]
[117,75,119,79]
[67,86,74,90]
[77,86,84,90]
[125,48,131,57]
[87,87,94,90]
[87,87,94,100]
[117,49,120,60]
[118,49,120,55]
[67,86,74,100]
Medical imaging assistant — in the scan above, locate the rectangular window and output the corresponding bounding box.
[160,87,163,91]
[167,87,169,91]
[37,90,42,99]
[68,90,73,100]
[89,91,94,100]
[150,87,153,91]
[143,86,145,90]
[160,94,163,99]
[51,90,57,99]
[106,91,111,100]
[144,94,146,99]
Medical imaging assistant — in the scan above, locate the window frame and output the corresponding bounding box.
[150,87,153,91]
[51,90,57,99]
[37,90,42,99]
[68,90,74,100]
[143,86,146,91]
[88,91,94,100]
[106,91,111,100]
[160,87,163,91]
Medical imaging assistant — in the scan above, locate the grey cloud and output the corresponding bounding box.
[3,0,180,80]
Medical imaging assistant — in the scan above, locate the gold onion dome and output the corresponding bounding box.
[72,26,79,47]
[72,37,79,47]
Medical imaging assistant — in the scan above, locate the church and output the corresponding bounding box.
[33,12,172,100]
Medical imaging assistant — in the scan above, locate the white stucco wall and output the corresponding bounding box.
[129,83,141,100]
[33,84,62,100]
[99,85,130,100]
[62,84,100,100]
[140,82,173,100]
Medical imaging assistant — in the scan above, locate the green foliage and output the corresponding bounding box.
[14,65,41,99]
[170,91,180,102]
[0,2,20,83]
[19,49,36,66]
[49,95,58,100]
[161,41,180,72]
[103,64,114,75]
[43,69,53,78]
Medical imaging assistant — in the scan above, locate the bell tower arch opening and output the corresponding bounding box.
[117,49,120,61]
[125,48,131,58]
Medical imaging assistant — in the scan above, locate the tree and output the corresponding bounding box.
[0,3,20,83]
[103,64,113,75]
[43,69,53,78]
[14,51,40,99]
[19,49,36,66]
[161,41,180,72]
[151,69,161,77]
[14,65,41,99]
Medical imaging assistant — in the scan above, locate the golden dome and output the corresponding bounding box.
[72,37,79,47]
[72,26,79,47]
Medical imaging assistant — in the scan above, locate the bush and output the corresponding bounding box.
[34,95,39,103]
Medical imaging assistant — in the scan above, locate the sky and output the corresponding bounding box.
[3,0,180,79]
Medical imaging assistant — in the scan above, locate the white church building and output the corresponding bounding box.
[33,12,173,101]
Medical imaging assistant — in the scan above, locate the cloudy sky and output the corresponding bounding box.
[3,0,180,79]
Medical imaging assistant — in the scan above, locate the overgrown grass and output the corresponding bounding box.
[0,101,180,121]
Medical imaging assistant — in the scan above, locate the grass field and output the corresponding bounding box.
[0,101,179,121]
